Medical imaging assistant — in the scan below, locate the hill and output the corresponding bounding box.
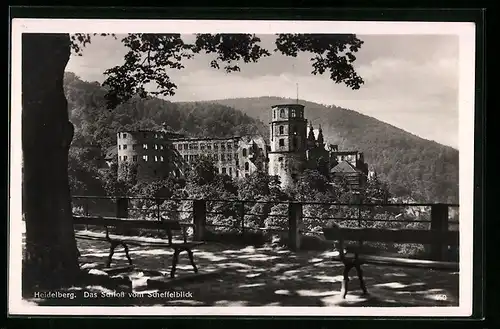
[206,97,459,203]
[64,72,267,150]
[64,74,458,203]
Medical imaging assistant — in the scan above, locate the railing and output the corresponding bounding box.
[71,195,459,261]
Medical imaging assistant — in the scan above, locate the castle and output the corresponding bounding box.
[113,103,371,188]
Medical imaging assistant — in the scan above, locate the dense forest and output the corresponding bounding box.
[64,72,267,151]
[209,97,459,203]
[65,74,458,203]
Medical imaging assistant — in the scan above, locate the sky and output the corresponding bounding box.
[65,34,459,149]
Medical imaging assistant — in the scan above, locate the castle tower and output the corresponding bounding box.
[317,125,324,147]
[307,122,316,149]
[268,104,307,187]
[117,130,172,182]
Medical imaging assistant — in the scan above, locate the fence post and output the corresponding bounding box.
[155,198,161,221]
[288,202,303,251]
[116,197,129,218]
[84,198,89,230]
[193,200,207,241]
[240,201,245,236]
[430,204,449,261]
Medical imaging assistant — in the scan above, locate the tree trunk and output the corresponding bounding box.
[22,33,80,292]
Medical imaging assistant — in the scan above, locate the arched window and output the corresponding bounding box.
[280,109,285,118]
[242,148,247,157]
[244,162,249,171]
[279,125,284,135]
[273,110,276,119]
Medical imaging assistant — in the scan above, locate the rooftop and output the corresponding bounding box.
[271,103,305,108]
[330,161,360,174]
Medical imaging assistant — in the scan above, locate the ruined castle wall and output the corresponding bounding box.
[117,130,172,182]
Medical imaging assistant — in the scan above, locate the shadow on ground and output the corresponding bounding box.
[24,234,459,307]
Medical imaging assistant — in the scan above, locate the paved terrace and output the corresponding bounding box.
[23,233,459,307]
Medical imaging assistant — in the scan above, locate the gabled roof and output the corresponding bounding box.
[330,160,359,174]
[105,145,117,159]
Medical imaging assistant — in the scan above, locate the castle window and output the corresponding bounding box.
[222,167,227,174]
[291,109,296,117]
[155,144,158,150]
[194,143,199,150]
[207,144,212,150]
[118,145,121,150]
[177,144,181,150]
[184,155,188,161]
[279,125,284,135]
[236,171,239,177]
[123,156,128,161]
[245,162,249,171]
[259,147,263,154]
[280,109,285,118]
[221,143,225,150]
[235,159,239,166]
[242,148,247,157]
[132,155,137,162]
[132,144,137,150]
[155,156,159,162]
[142,155,148,162]
[229,167,232,176]
[278,157,283,162]
[123,133,127,138]
[155,133,158,138]
[221,154,226,162]
[273,110,276,119]
[160,145,164,150]
[183,144,188,150]
[119,156,121,161]
[279,139,285,147]
[227,153,232,161]
[200,143,205,150]
[214,143,218,150]
[227,143,232,150]
[214,154,218,161]
[143,144,148,150]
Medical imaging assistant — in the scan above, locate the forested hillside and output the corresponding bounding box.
[64,72,267,150]
[209,97,459,203]
[64,74,458,203]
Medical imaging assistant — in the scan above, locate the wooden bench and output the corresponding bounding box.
[74,215,204,278]
[322,224,369,299]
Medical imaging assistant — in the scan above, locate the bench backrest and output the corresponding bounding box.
[322,225,361,261]
[74,215,189,244]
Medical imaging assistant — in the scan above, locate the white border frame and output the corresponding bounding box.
[9,19,476,317]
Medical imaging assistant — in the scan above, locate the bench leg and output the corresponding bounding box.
[122,243,133,266]
[170,249,181,278]
[341,264,353,299]
[185,248,198,274]
[106,243,117,268]
[355,263,368,295]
